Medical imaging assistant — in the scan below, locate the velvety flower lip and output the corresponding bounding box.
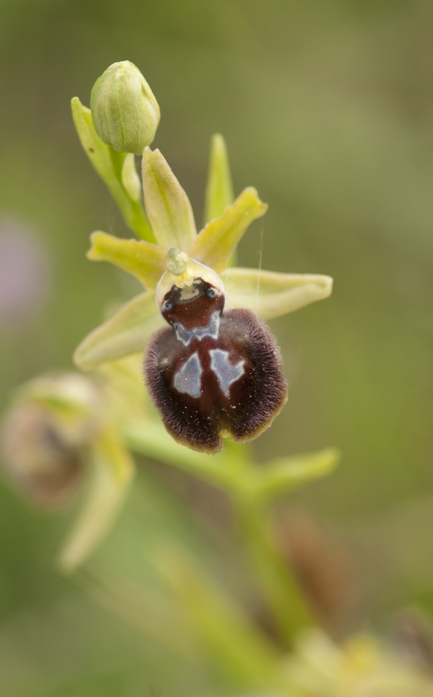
[73,144,333,372]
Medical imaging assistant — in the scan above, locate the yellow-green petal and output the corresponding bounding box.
[87,231,166,290]
[222,267,333,319]
[57,429,134,573]
[74,292,164,370]
[142,147,197,251]
[192,188,267,274]
[71,97,154,242]
[204,134,234,224]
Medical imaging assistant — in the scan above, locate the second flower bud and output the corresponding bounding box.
[91,60,160,155]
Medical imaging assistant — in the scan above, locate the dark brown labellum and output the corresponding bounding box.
[144,276,287,454]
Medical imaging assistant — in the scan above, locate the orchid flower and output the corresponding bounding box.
[71,114,332,453]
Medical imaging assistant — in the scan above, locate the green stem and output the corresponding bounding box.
[233,492,315,648]
[122,419,315,645]
[109,150,154,242]
[129,199,154,241]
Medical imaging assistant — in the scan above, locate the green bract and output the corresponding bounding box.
[74,138,333,371]
[71,97,154,241]
[0,373,134,572]
[91,61,160,155]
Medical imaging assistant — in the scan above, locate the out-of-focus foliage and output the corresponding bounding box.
[2,1,433,695]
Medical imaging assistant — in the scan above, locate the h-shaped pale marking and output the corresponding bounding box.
[209,348,245,398]
[174,311,220,347]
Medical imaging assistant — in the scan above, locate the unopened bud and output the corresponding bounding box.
[1,402,83,508]
[0,374,103,508]
[91,60,160,155]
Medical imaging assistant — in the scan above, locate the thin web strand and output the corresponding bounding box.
[256,218,264,318]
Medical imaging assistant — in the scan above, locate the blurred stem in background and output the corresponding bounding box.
[124,417,338,647]
[234,492,315,645]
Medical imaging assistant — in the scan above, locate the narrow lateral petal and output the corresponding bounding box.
[222,268,333,320]
[87,232,166,290]
[121,153,142,202]
[204,134,234,224]
[74,292,164,370]
[192,188,267,274]
[142,147,197,252]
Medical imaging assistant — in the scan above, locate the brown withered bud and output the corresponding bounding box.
[273,510,361,639]
[144,256,287,454]
[1,401,84,508]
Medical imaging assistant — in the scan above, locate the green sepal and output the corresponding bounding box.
[57,429,134,573]
[254,448,340,502]
[223,267,333,319]
[192,187,267,274]
[204,134,234,224]
[74,292,164,371]
[142,147,197,251]
[71,97,154,242]
[123,420,338,503]
[87,231,166,290]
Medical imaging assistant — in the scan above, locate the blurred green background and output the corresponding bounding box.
[2,0,433,695]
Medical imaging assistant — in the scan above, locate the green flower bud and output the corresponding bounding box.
[91,61,160,155]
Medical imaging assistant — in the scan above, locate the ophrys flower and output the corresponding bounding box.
[73,141,332,453]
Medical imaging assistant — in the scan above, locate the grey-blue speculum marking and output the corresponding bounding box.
[144,260,287,454]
